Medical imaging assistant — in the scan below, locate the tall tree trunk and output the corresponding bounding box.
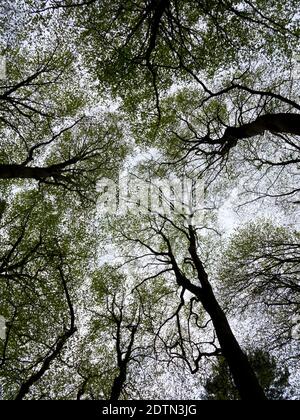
[219,113,300,155]
[200,288,266,400]
[0,164,53,180]
[110,368,127,401]
[182,226,267,400]
[109,322,137,400]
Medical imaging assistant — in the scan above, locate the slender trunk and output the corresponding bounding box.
[110,367,127,401]
[200,288,266,400]
[15,268,76,400]
[109,324,137,400]
[15,327,76,400]
[185,226,267,400]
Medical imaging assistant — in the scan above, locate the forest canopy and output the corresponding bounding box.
[0,0,299,401]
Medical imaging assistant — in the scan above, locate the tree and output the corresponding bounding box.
[219,220,300,362]
[51,0,300,208]
[0,6,127,199]
[73,264,209,400]
[109,209,267,400]
[204,349,290,400]
[0,191,89,399]
[0,0,299,400]
[84,267,145,400]
[59,1,299,106]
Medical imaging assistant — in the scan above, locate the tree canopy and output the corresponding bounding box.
[0,0,299,400]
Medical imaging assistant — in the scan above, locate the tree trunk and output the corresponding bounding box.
[0,164,53,180]
[110,368,127,401]
[186,225,267,400]
[200,288,267,400]
[219,113,300,155]
[224,113,300,140]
